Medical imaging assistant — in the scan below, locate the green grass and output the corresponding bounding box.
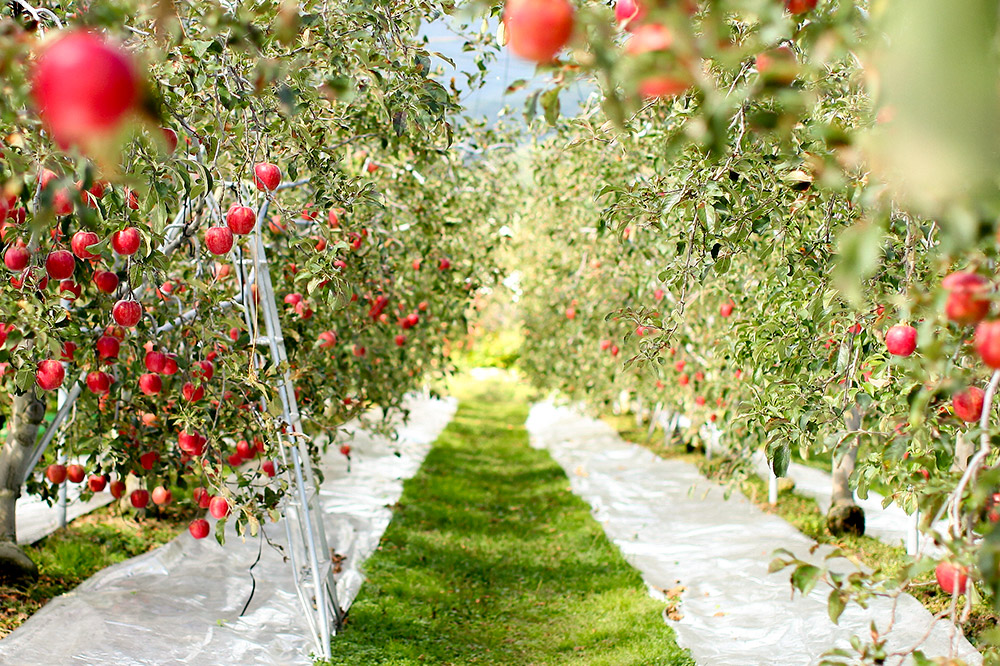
[319,376,694,666]
[0,500,199,638]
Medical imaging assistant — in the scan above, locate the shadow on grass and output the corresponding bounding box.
[319,377,693,666]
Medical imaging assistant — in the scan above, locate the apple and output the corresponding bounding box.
[236,440,253,459]
[144,350,166,373]
[130,489,149,509]
[626,23,673,54]
[679,373,690,386]
[953,387,985,422]
[189,519,210,540]
[205,226,233,255]
[112,299,143,327]
[340,444,351,457]
[975,320,1000,368]
[36,359,65,390]
[599,339,612,351]
[4,245,29,272]
[45,464,67,484]
[395,334,406,347]
[610,345,619,356]
[503,0,574,62]
[86,370,111,395]
[59,279,81,299]
[109,480,126,499]
[66,464,85,484]
[94,269,119,293]
[182,382,204,402]
[226,452,242,467]
[418,301,429,312]
[261,459,276,477]
[318,330,337,348]
[720,300,734,318]
[935,562,969,595]
[163,354,179,375]
[209,496,230,519]
[71,230,100,259]
[151,486,172,506]
[886,324,917,357]
[111,227,141,256]
[139,451,159,471]
[61,341,77,362]
[45,250,75,280]
[31,30,139,149]
[138,373,162,395]
[253,162,281,191]
[193,360,214,381]
[695,395,706,406]
[87,475,107,492]
[96,335,120,360]
[284,292,303,306]
[161,127,178,153]
[295,301,313,319]
[178,431,206,456]
[226,205,257,235]
[353,344,366,358]
[785,0,818,14]
[565,307,576,320]
[124,188,139,210]
[943,271,990,325]
[615,0,645,27]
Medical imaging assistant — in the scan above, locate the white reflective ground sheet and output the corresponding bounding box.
[0,395,457,666]
[526,402,981,666]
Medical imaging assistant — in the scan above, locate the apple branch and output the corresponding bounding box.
[946,369,1000,538]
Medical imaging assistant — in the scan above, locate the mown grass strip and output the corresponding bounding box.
[319,377,694,666]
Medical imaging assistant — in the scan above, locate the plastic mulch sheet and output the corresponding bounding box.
[526,402,982,666]
[0,394,456,666]
[15,482,114,545]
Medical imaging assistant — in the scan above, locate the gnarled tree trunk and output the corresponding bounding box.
[827,406,865,536]
[0,392,47,584]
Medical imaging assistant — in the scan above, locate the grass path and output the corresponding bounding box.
[319,377,693,665]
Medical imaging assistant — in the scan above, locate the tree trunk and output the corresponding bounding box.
[0,391,46,584]
[827,406,865,536]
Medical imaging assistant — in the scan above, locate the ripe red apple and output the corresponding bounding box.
[4,245,30,272]
[189,519,210,539]
[340,444,351,457]
[943,272,991,325]
[503,0,575,62]
[139,451,159,471]
[785,0,818,14]
[45,250,75,280]
[626,23,673,54]
[60,341,77,362]
[295,301,313,319]
[138,373,162,395]
[178,431,206,456]
[130,489,149,509]
[112,299,143,327]
[87,475,107,492]
[59,279,81,299]
[395,334,406,347]
[36,359,65,390]
[71,230,100,259]
[318,330,337,348]
[31,30,139,149]
[418,301,428,312]
[261,459,276,477]
[161,127,178,153]
[86,370,112,395]
[935,562,969,595]
[615,0,645,26]
[144,350,166,373]
[679,373,690,386]
[96,335,120,360]
[205,226,233,255]
[565,307,576,320]
[45,463,67,484]
[162,354,179,375]
[111,227,141,256]
[225,205,256,235]
[66,464,85,484]
[284,292,303,306]
[182,382,204,402]
[953,386,985,422]
[599,339,612,351]
[94,269,119,293]
[886,324,917,357]
[975,320,1000,368]
[151,486,172,506]
[253,162,281,191]
[209,496,230,519]
[193,360,214,381]
[109,479,126,499]
[610,345,619,356]
[353,344,366,358]
[236,440,253,459]
[720,300,734,318]
[695,395,706,406]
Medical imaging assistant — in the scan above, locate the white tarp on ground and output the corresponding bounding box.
[0,394,457,666]
[526,402,981,666]
[15,483,114,545]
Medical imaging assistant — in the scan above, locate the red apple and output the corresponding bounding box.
[182,382,204,402]
[503,0,574,62]
[626,23,673,54]
[935,562,969,595]
[112,299,143,327]
[953,386,985,422]
[189,519,210,539]
[86,370,111,395]
[975,320,1000,368]
[94,269,119,293]
[943,272,991,325]
[87,475,107,492]
[785,0,818,14]
[130,489,149,509]
[144,350,166,373]
[139,451,159,471]
[66,464,85,484]
[178,431,206,456]
[151,486,172,506]
[61,341,77,362]
[205,226,233,255]
[111,227,141,256]
[720,300,734,318]
[193,360,214,381]
[162,354,179,375]
[59,279,81,299]
[209,496,230,519]
[45,250,75,280]
[318,330,337,348]
[284,292,303,306]
[226,205,256,235]
[253,162,281,191]
[261,459,276,477]
[340,444,351,457]
[71,230,100,259]
[138,373,162,395]
[161,127,178,153]
[886,324,917,357]
[109,479,126,499]
[45,463,67,484]
[36,359,65,390]
[4,245,30,272]
[96,335,120,360]
[395,334,406,347]
[565,307,576,320]
[615,0,645,27]
[31,31,139,149]
[236,440,253,459]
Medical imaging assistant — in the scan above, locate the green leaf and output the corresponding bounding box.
[791,564,822,595]
[827,589,846,624]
